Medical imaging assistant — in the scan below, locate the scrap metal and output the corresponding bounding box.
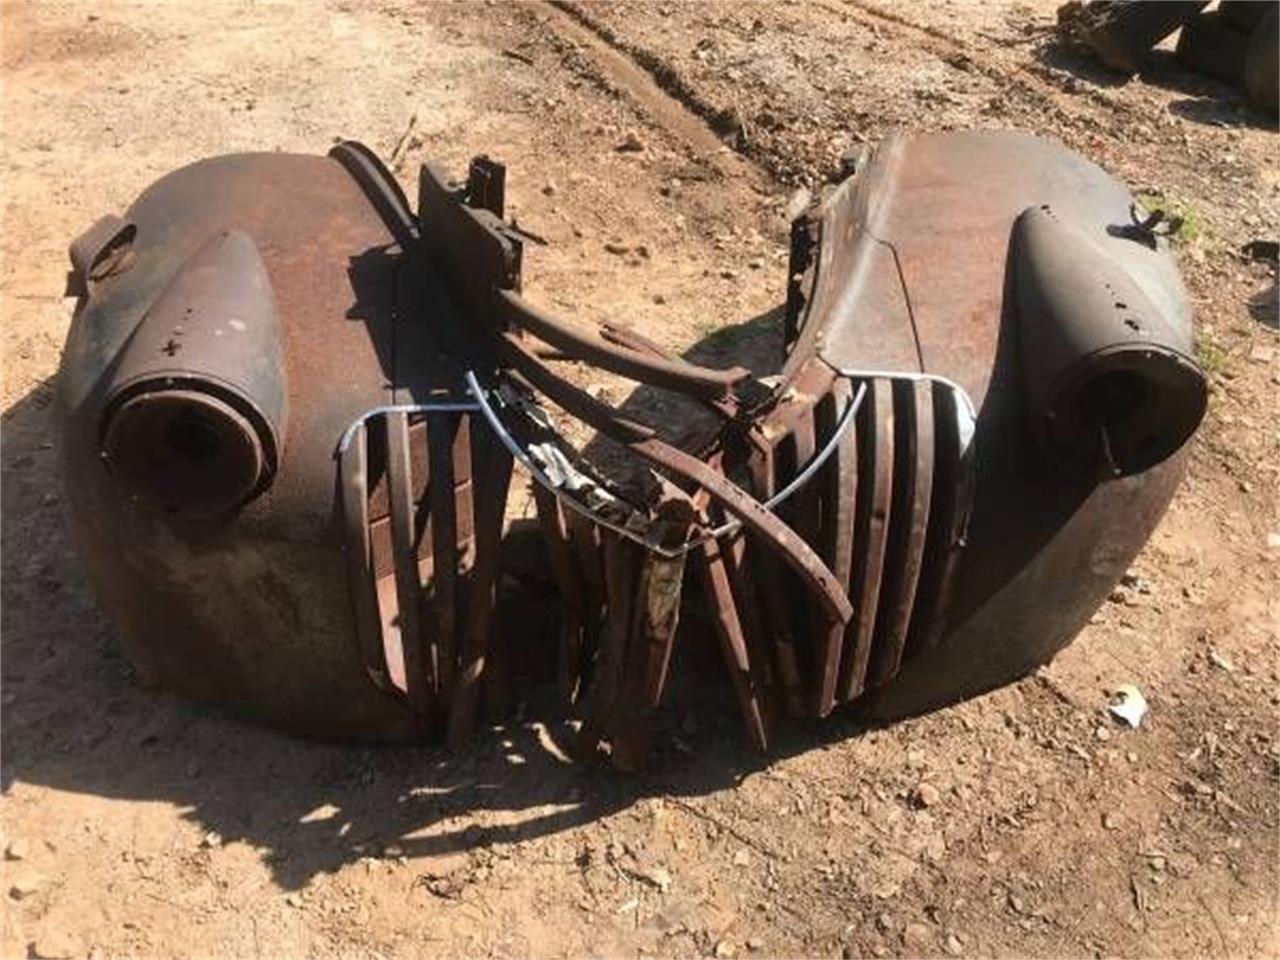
[55,130,1207,767]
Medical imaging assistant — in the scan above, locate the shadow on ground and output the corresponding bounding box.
[1035,44,1278,132]
[0,306,870,892]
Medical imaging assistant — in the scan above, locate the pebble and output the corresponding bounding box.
[903,922,932,950]
[652,293,666,305]
[604,241,630,256]
[284,892,303,908]
[714,940,736,958]
[419,851,469,879]
[200,831,222,849]
[542,180,557,196]
[732,849,751,867]
[9,868,45,899]
[746,937,763,951]
[913,783,942,808]
[1248,344,1275,364]
[1209,650,1235,673]
[1095,725,1112,742]
[1102,812,1119,830]
[748,259,764,270]
[6,838,30,861]
[31,932,81,960]
[617,130,645,152]
[944,933,964,956]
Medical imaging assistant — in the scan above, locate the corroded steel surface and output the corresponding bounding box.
[56,130,1207,767]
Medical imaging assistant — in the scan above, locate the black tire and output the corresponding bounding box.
[1175,10,1254,82]
[1077,0,1208,74]
[1220,0,1273,32]
[1244,5,1279,112]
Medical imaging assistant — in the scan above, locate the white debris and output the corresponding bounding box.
[1108,684,1148,728]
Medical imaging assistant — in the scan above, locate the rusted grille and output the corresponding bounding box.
[340,407,513,741]
[743,359,972,719]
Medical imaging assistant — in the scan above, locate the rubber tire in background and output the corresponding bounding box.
[1219,0,1273,32]
[1244,5,1279,114]
[1076,1,1208,74]
[1175,10,1254,83]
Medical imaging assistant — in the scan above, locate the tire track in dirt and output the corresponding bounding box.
[830,0,1136,128]
[538,0,776,191]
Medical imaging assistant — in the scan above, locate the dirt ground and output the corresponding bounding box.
[1,1,1277,958]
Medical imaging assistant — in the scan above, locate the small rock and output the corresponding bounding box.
[542,180,557,197]
[1095,725,1112,742]
[1102,812,1119,830]
[1267,532,1280,550]
[1208,650,1235,673]
[944,934,964,956]
[31,932,81,960]
[748,259,764,270]
[9,869,45,899]
[617,130,645,152]
[634,865,672,892]
[200,831,222,849]
[284,892,303,908]
[732,849,751,867]
[784,187,812,222]
[420,851,469,879]
[652,293,666,305]
[6,838,30,861]
[912,783,942,808]
[714,940,736,958]
[903,922,932,950]
[604,241,630,256]
[1248,344,1275,364]
[746,937,764,951]
[720,269,738,280]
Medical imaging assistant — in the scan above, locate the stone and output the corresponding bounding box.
[6,838,30,861]
[420,851,469,879]
[617,130,645,152]
[903,922,932,950]
[31,932,81,960]
[913,783,942,808]
[9,869,45,899]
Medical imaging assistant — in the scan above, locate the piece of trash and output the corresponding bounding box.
[1108,684,1148,728]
